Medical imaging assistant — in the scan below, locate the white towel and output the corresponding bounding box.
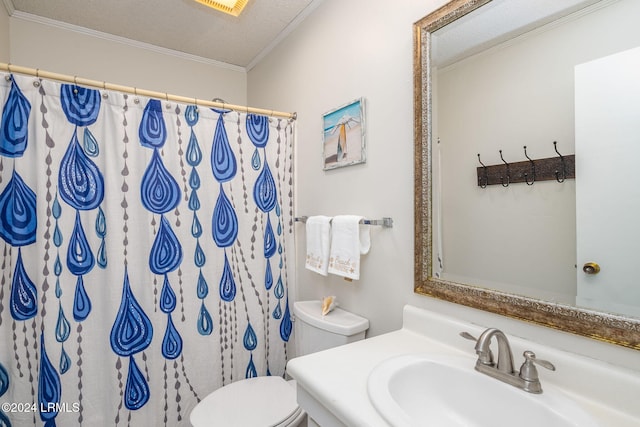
[328,215,371,280]
[305,216,332,275]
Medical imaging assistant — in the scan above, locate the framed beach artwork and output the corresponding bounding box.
[322,98,366,170]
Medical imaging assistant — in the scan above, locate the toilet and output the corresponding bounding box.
[190,300,369,427]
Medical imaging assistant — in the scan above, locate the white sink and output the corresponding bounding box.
[367,353,601,427]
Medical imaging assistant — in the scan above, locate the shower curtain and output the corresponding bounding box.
[0,72,295,426]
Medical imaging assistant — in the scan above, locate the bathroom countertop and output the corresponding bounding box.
[286,305,640,427]
[288,328,463,427]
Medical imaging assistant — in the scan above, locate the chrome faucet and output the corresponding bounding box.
[461,329,555,393]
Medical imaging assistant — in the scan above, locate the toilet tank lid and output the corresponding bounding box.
[293,300,369,336]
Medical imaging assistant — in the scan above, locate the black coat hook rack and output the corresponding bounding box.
[476,141,575,187]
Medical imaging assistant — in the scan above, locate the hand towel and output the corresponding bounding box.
[328,215,371,280]
[305,216,332,275]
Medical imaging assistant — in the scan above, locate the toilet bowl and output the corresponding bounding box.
[190,376,304,427]
[189,300,369,427]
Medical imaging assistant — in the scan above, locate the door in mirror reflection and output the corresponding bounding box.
[575,46,640,318]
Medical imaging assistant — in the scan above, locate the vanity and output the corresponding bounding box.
[286,304,640,427]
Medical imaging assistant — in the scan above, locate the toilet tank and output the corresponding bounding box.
[293,300,369,357]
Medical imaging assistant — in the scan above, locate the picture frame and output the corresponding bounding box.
[322,97,366,170]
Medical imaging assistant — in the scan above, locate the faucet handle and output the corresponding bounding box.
[522,351,555,372]
[459,331,494,365]
[459,331,477,342]
[519,351,555,393]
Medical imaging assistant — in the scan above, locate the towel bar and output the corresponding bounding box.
[295,216,393,228]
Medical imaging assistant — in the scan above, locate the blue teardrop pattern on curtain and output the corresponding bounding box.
[95,207,106,233]
[83,127,99,157]
[53,224,63,249]
[280,298,292,342]
[139,99,167,149]
[212,185,238,248]
[264,261,273,291]
[251,149,261,170]
[0,170,37,246]
[111,271,153,408]
[184,104,199,127]
[0,362,9,396]
[0,77,31,157]
[191,213,202,238]
[0,410,9,427]
[243,323,259,379]
[196,272,208,299]
[9,248,37,321]
[188,190,200,211]
[69,213,94,319]
[59,348,71,375]
[253,161,277,213]
[274,275,285,300]
[246,114,269,148]
[243,323,258,351]
[211,114,237,183]
[197,302,213,336]
[55,303,71,343]
[58,130,105,211]
[60,84,101,127]
[38,334,61,424]
[245,354,257,379]
[189,168,201,190]
[160,275,177,314]
[219,251,236,302]
[110,269,153,357]
[140,150,181,214]
[272,303,282,320]
[194,241,205,267]
[51,192,71,374]
[149,215,183,275]
[72,275,92,321]
[124,355,150,410]
[0,362,8,427]
[273,274,285,317]
[185,106,212,336]
[185,135,202,169]
[67,212,95,276]
[161,315,183,360]
[95,207,107,268]
[264,215,276,259]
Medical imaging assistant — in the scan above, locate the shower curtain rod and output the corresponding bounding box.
[0,62,297,120]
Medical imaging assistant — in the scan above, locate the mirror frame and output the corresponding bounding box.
[413,0,640,350]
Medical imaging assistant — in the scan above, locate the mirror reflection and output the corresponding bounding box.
[414,0,640,349]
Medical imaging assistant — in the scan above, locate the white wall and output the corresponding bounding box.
[249,0,450,338]
[248,0,639,370]
[8,16,246,104]
[0,5,9,62]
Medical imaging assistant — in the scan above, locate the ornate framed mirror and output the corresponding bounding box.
[413,0,640,350]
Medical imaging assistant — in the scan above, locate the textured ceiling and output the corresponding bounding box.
[5,0,320,69]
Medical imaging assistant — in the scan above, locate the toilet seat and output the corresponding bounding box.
[190,376,303,427]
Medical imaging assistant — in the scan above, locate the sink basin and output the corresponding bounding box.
[367,353,600,427]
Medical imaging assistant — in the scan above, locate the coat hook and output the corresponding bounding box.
[523,145,535,185]
[553,141,566,183]
[477,154,488,188]
[499,149,510,187]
